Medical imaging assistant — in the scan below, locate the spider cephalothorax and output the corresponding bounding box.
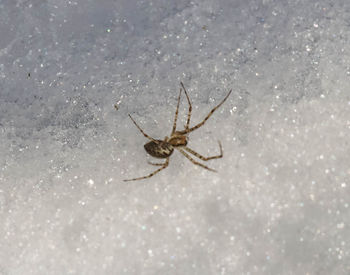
[124,82,232,181]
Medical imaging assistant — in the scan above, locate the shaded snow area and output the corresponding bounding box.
[1,0,350,274]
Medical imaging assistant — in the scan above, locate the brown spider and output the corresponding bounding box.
[124,82,232,181]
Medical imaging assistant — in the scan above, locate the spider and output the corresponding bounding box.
[124,82,232,181]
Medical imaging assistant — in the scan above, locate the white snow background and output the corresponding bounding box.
[0,0,349,274]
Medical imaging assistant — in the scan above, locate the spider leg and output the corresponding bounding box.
[183,141,223,161]
[171,88,182,134]
[178,89,232,135]
[124,158,169,181]
[177,148,217,172]
[180,82,192,130]
[147,160,166,166]
[128,114,158,143]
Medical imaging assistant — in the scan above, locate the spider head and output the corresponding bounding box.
[168,133,187,147]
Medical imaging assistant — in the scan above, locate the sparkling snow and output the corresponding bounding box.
[0,0,349,274]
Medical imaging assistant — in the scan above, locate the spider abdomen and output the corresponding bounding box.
[144,140,174,158]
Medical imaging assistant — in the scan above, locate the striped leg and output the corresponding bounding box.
[124,158,169,181]
[128,114,158,143]
[177,148,216,172]
[183,141,223,161]
[178,89,232,135]
[180,82,192,130]
[147,160,166,166]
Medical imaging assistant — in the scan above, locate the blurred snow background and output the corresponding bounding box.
[0,0,350,274]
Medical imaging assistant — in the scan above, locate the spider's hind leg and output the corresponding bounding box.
[177,148,217,172]
[124,158,169,181]
[183,141,223,161]
[147,160,166,166]
[128,114,158,143]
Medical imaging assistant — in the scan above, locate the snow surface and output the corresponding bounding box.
[0,0,350,274]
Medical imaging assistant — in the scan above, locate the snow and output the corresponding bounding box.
[0,0,349,274]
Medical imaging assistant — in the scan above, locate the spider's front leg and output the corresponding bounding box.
[180,82,192,130]
[178,89,232,135]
